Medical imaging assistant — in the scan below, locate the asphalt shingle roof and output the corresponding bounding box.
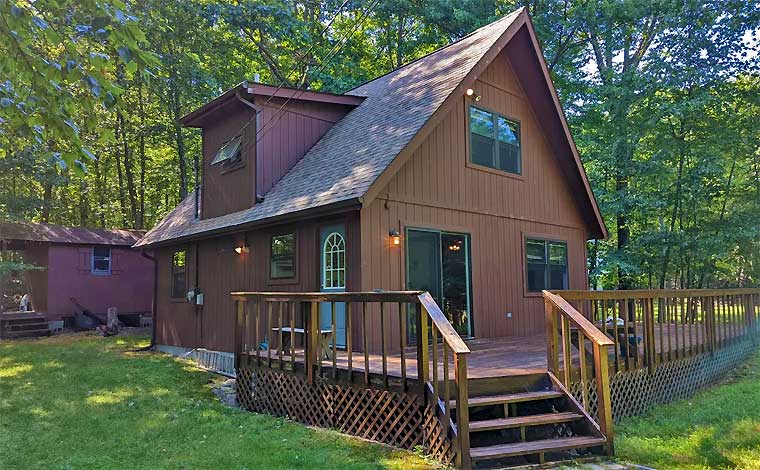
[0,221,145,246]
[135,10,524,248]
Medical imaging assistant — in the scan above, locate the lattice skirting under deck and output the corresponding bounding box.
[570,338,758,423]
[236,367,455,464]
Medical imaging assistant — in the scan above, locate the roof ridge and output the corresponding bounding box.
[344,8,524,95]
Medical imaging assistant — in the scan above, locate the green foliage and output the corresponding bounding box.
[0,334,435,469]
[0,0,758,288]
[0,0,158,172]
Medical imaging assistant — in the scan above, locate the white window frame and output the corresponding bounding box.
[91,246,112,275]
[322,232,346,289]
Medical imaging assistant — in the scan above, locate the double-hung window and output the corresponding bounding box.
[270,233,296,279]
[469,105,521,174]
[91,246,111,274]
[171,250,187,299]
[526,239,567,292]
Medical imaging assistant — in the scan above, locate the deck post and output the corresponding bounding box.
[234,299,245,369]
[593,342,614,455]
[704,297,716,353]
[308,301,319,384]
[643,298,656,373]
[544,299,559,374]
[415,302,429,390]
[454,352,471,470]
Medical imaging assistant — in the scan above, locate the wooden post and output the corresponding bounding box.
[593,342,614,456]
[704,297,716,353]
[643,298,656,373]
[454,352,471,470]
[544,299,559,374]
[308,301,319,384]
[234,299,245,369]
[415,302,429,391]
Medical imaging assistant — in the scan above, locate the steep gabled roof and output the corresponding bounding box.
[0,221,145,246]
[136,8,605,248]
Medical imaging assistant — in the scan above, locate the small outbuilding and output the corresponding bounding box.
[0,221,154,328]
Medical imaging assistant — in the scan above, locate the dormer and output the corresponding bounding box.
[182,82,363,220]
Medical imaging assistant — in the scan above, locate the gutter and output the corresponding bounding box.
[140,250,158,349]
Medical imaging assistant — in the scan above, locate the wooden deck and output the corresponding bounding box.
[242,319,749,380]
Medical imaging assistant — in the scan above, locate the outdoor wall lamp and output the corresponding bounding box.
[234,244,249,254]
[465,88,482,101]
[389,229,401,246]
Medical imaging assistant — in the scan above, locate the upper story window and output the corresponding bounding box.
[526,239,567,292]
[91,246,111,274]
[270,233,296,279]
[211,135,242,167]
[469,105,521,175]
[171,250,187,299]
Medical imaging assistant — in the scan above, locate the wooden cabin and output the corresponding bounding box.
[0,221,153,331]
[136,9,760,468]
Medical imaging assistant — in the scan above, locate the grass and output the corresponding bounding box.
[616,349,760,470]
[0,333,437,470]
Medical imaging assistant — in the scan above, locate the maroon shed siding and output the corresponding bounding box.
[45,244,154,320]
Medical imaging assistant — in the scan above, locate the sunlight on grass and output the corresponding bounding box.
[85,388,135,405]
[617,350,760,470]
[0,334,436,470]
[0,363,33,378]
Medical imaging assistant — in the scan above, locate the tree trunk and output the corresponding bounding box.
[170,80,188,199]
[118,112,138,227]
[137,77,147,229]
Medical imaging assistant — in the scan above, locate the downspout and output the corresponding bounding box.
[140,250,158,350]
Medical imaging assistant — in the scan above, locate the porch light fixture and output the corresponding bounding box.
[465,88,482,101]
[389,229,401,246]
[234,244,249,254]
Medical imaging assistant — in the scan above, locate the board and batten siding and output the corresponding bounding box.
[360,51,591,340]
[155,213,361,352]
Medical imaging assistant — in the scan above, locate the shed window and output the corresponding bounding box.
[211,135,242,166]
[526,239,567,292]
[270,233,295,279]
[91,246,111,274]
[171,250,187,299]
[470,105,521,174]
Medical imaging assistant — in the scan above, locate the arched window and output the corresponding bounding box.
[322,232,346,289]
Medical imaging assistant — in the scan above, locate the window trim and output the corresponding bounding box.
[268,231,298,284]
[91,246,112,275]
[521,232,569,297]
[170,249,188,301]
[465,102,524,180]
[322,231,346,290]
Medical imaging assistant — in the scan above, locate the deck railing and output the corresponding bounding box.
[230,290,472,467]
[545,287,760,455]
[555,289,760,373]
[543,290,615,455]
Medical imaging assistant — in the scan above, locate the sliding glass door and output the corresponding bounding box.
[406,228,472,338]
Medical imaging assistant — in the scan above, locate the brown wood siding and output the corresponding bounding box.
[155,212,361,352]
[155,245,199,348]
[253,96,354,196]
[201,101,257,220]
[360,51,591,344]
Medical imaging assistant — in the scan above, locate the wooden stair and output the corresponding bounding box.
[448,373,606,468]
[0,312,50,339]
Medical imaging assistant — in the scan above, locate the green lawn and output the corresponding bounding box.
[616,349,760,470]
[0,334,435,470]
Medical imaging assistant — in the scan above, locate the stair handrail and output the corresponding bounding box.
[543,290,615,456]
[417,292,472,469]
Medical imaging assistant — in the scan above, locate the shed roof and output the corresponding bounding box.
[135,8,605,248]
[0,221,145,246]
